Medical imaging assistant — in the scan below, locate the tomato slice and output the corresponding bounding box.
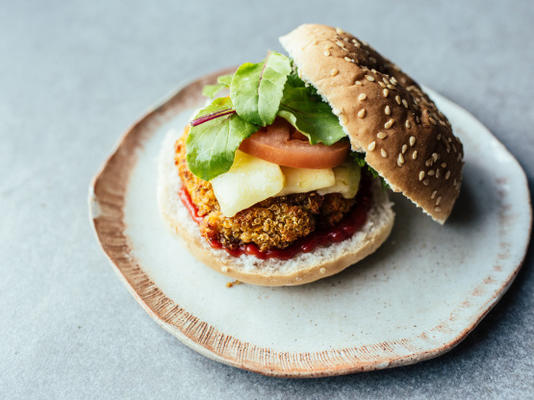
[239,119,350,169]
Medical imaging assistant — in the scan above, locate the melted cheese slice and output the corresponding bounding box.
[211,151,361,217]
[317,162,361,199]
[278,167,335,196]
[211,151,285,217]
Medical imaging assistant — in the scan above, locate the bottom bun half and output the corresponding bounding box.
[158,130,395,286]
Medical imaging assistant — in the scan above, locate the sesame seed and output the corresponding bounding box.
[445,170,451,180]
[336,27,344,34]
[377,131,387,139]
[324,50,331,56]
[344,56,354,63]
[390,76,398,85]
[436,196,442,206]
[402,144,408,154]
[409,136,416,146]
[343,37,350,42]
[336,40,344,47]
[330,68,339,76]
[358,93,367,101]
[431,190,437,199]
[397,153,405,166]
[382,88,389,97]
[419,171,425,181]
[435,169,440,178]
[428,169,435,176]
[387,84,394,89]
[358,109,367,119]
[384,105,391,115]
[406,120,412,129]
[365,75,375,82]
[441,162,447,168]
[395,95,401,105]
[434,207,442,212]
[353,40,360,48]
[355,80,362,86]
[402,99,408,108]
[381,148,388,158]
[384,119,395,129]
[425,158,433,167]
[432,153,439,161]
[319,267,326,274]
[383,77,390,85]
[412,150,418,160]
[378,81,386,88]
[368,141,376,151]
[423,179,430,186]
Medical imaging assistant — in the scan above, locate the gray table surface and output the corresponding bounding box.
[1,1,533,399]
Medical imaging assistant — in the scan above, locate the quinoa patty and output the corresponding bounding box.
[175,134,356,251]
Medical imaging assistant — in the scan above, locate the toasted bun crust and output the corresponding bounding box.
[280,24,464,223]
[158,130,394,286]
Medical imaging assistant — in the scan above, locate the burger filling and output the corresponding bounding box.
[175,133,359,252]
[177,51,385,256]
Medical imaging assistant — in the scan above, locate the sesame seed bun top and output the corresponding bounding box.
[279,24,464,223]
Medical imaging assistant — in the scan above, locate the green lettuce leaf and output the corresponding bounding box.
[230,51,291,126]
[277,73,346,145]
[202,74,234,98]
[218,74,233,86]
[186,97,259,181]
[191,58,351,181]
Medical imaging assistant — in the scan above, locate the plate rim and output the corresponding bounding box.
[88,69,532,377]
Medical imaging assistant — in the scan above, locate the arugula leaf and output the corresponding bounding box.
[351,152,390,190]
[277,73,346,146]
[230,51,291,126]
[186,97,259,181]
[352,152,367,168]
[202,74,234,98]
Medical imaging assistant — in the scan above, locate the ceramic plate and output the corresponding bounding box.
[89,69,531,377]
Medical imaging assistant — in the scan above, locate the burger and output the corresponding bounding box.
[158,24,464,286]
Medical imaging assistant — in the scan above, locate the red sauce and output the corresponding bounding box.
[179,177,372,260]
[178,189,204,224]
